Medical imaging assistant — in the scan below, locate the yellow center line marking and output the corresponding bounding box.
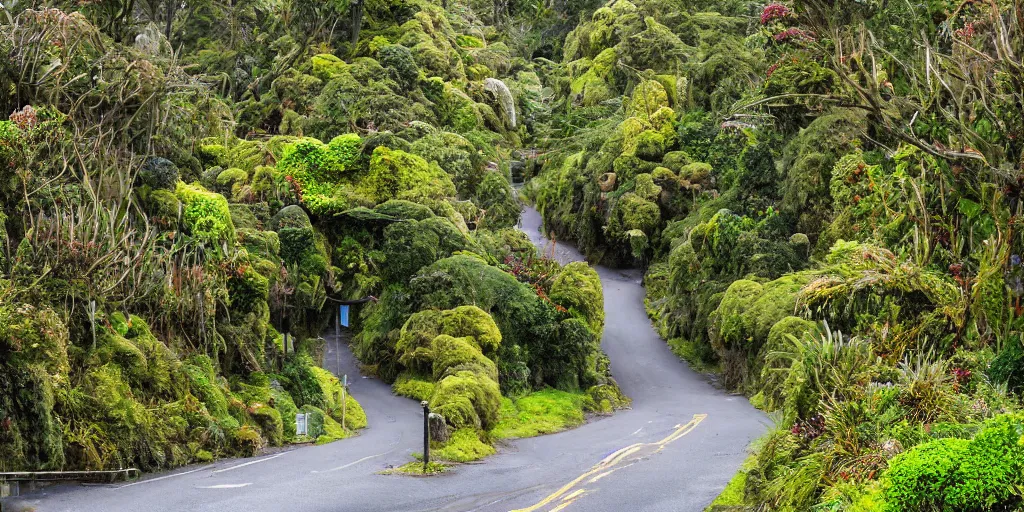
[561,489,586,502]
[510,414,708,512]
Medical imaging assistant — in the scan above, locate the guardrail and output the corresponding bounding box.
[0,469,140,483]
[0,469,140,498]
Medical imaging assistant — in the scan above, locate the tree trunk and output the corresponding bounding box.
[350,0,364,46]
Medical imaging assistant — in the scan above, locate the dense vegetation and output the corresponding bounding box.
[0,0,623,474]
[5,0,1024,506]
[525,0,1024,509]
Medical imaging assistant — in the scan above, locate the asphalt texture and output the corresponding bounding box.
[2,205,768,512]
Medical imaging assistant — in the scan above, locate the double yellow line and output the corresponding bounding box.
[511,414,708,512]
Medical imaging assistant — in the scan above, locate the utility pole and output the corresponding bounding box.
[421,401,430,472]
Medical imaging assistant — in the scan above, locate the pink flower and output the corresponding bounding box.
[760,3,790,24]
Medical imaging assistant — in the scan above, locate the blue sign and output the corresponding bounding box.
[339,305,350,327]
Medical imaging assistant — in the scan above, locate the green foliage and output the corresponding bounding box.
[411,255,607,393]
[381,216,475,283]
[433,428,495,462]
[176,182,235,243]
[549,262,604,336]
[378,44,420,91]
[430,370,501,430]
[492,389,589,439]
[311,54,348,81]
[431,335,498,382]
[780,109,867,235]
[393,373,435,401]
[475,172,520,229]
[139,157,180,190]
[363,146,456,203]
[884,413,1024,511]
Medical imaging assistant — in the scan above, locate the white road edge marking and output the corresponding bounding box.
[116,467,207,489]
[212,453,284,474]
[199,483,252,489]
[314,452,388,473]
[630,427,643,436]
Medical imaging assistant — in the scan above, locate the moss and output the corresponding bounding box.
[309,365,366,430]
[431,334,498,382]
[184,355,231,423]
[492,389,589,439]
[608,193,660,241]
[227,264,270,314]
[380,216,474,283]
[455,34,484,48]
[311,53,348,81]
[395,305,502,373]
[634,130,667,160]
[764,317,816,357]
[238,229,281,259]
[270,204,311,231]
[409,134,477,197]
[550,262,604,336]
[661,151,692,172]
[91,331,148,384]
[438,306,502,353]
[429,370,501,431]
[363,146,456,203]
[270,386,299,441]
[299,405,352,444]
[393,372,435,401]
[711,274,810,361]
[383,460,450,475]
[377,44,419,91]
[410,254,602,393]
[474,172,519,229]
[569,48,619,106]
[780,109,867,234]
[250,405,284,446]
[216,167,248,189]
[466,63,492,80]
[586,383,631,413]
[627,80,670,120]
[633,173,662,201]
[434,428,495,462]
[175,182,235,243]
[374,200,435,220]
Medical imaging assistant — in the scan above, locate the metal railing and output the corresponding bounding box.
[0,469,140,484]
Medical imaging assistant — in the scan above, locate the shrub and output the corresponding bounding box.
[393,372,435,401]
[175,182,235,243]
[311,53,348,80]
[216,168,248,190]
[431,334,498,382]
[363,146,456,203]
[378,44,420,91]
[549,262,604,336]
[429,370,501,430]
[374,200,435,220]
[395,306,502,371]
[475,172,520,229]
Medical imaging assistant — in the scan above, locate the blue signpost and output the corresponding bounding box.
[339,305,350,327]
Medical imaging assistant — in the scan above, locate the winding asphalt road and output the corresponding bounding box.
[2,206,767,512]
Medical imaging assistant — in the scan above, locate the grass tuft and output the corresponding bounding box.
[492,388,588,439]
[434,428,495,462]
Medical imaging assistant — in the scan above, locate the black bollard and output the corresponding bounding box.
[421,401,430,472]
